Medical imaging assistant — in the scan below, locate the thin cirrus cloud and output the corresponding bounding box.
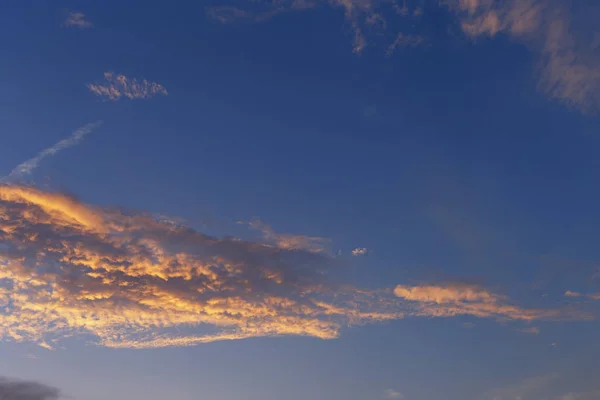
[393,284,575,321]
[453,0,600,113]
[564,290,600,300]
[247,218,330,253]
[207,0,600,113]
[518,326,540,335]
[0,122,103,184]
[0,376,61,400]
[63,11,93,29]
[87,72,168,101]
[206,0,424,54]
[384,389,404,399]
[0,185,577,350]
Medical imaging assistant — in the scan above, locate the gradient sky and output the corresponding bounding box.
[1,1,600,400]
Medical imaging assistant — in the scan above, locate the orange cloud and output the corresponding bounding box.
[0,185,579,349]
[0,185,399,349]
[394,284,561,321]
[87,72,168,101]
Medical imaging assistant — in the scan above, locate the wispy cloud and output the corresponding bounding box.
[0,186,576,349]
[394,283,567,321]
[63,11,93,29]
[0,121,103,184]
[87,72,168,101]
[386,32,425,55]
[351,247,368,256]
[208,0,599,112]
[0,376,60,400]
[451,0,600,113]
[564,290,600,300]
[565,290,582,297]
[518,326,540,334]
[207,0,423,54]
[384,389,404,399]
[248,218,330,253]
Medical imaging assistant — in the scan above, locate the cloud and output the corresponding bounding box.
[564,290,600,300]
[0,186,573,349]
[0,185,402,349]
[208,0,599,112]
[87,72,168,101]
[451,0,600,113]
[0,122,103,184]
[384,389,404,399]
[565,290,582,297]
[518,326,540,335]
[386,32,425,55]
[206,6,296,24]
[0,377,60,400]
[351,247,368,256]
[394,283,564,321]
[207,0,424,54]
[248,218,330,253]
[63,11,92,29]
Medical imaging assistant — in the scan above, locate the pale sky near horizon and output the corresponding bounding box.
[1,1,600,400]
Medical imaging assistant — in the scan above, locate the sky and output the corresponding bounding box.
[0,1,600,400]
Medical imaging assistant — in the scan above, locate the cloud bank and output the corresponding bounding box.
[87,72,168,101]
[0,122,103,184]
[0,377,60,400]
[0,186,577,349]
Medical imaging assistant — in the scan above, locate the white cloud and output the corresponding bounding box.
[0,121,103,184]
[351,247,368,256]
[87,72,168,101]
[384,389,404,399]
[63,11,93,29]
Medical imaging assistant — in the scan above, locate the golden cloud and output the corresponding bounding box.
[394,284,562,321]
[0,185,576,349]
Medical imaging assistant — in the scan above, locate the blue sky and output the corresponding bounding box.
[1,1,600,400]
